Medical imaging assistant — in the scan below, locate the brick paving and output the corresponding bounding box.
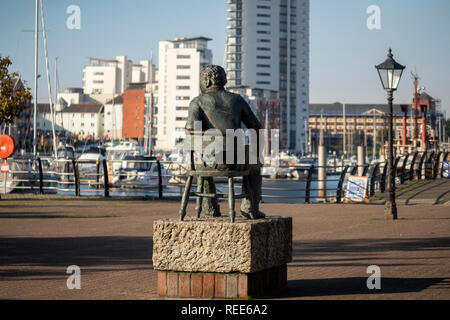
[0,195,449,300]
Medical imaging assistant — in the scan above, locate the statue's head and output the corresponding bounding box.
[200,65,227,93]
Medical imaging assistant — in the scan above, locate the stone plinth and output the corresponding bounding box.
[153,216,292,298]
[153,216,292,274]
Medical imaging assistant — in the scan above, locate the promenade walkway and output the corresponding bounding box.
[372,178,450,205]
[0,182,449,300]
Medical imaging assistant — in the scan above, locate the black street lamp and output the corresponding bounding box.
[375,48,405,220]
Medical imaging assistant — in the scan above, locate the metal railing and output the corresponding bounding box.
[1,149,449,203]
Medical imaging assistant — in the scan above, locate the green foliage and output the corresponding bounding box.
[0,55,32,125]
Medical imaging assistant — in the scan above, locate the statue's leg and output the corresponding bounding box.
[240,164,264,219]
[179,175,193,221]
[202,177,221,217]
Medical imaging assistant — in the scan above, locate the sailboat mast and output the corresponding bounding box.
[33,0,39,156]
[342,103,346,159]
[39,0,58,159]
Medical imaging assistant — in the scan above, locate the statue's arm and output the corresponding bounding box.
[185,98,202,131]
[240,97,262,130]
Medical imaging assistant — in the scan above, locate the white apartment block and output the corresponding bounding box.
[155,37,213,151]
[225,0,310,153]
[103,95,124,140]
[82,56,155,99]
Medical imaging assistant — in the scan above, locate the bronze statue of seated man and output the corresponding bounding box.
[185,65,265,219]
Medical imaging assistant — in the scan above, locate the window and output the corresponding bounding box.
[93,72,104,76]
[176,75,190,80]
[176,65,190,69]
[257,39,271,43]
[176,106,189,111]
[93,80,104,84]
[177,55,191,59]
[256,81,270,85]
[257,47,270,51]
[91,123,94,127]
[256,64,270,68]
[176,86,190,90]
[176,117,187,121]
[257,14,271,17]
[257,5,271,9]
[176,96,190,101]
[257,30,271,34]
[257,22,271,26]
[256,72,270,76]
[257,55,271,59]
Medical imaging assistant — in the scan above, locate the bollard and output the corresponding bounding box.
[318,145,327,201]
[357,145,365,177]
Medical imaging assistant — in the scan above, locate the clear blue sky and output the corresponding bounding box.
[1,0,449,115]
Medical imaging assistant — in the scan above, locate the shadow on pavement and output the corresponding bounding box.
[273,277,450,298]
[0,236,153,280]
[292,237,450,259]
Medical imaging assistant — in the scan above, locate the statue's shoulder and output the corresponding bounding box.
[189,95,202,106]
[222,90,244,102]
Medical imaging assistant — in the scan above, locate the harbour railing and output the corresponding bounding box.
[0,150,448,203]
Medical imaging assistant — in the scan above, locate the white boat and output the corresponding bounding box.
[77,146,106,174]
[111,155,169,188]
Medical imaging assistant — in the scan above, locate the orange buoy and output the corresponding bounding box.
[0,135,16,159]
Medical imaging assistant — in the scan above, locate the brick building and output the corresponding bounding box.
[122,89,145,140]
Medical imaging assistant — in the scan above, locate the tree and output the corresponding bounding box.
[0,55,32,125]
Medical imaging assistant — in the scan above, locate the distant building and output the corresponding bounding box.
[37,102,104,139]
[81,56,156,103]
[308,94,441,155]
[103,95,124,140]
[122,88,145,140]
[155,36,213,151]
[225,0,310,152]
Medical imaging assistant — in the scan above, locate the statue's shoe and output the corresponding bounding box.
[240,211,266,220]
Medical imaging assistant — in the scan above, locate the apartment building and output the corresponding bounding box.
[155,37,213,151]
[225,0,310,152]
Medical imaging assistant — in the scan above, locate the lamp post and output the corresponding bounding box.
[375,48,405,220]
